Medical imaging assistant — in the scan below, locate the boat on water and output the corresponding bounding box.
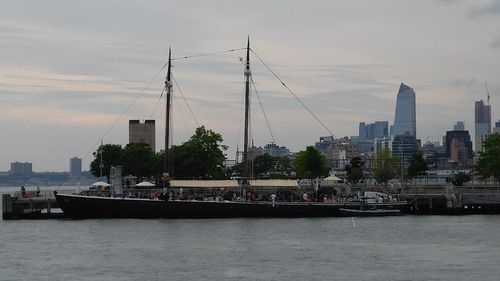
[338,208,402,217]
[338,191,404,217]
[55,190,406,219]
[55,39,407,219]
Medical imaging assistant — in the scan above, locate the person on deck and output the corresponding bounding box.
[270,193,277,206]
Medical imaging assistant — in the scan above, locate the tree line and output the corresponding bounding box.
[90,125,500,185]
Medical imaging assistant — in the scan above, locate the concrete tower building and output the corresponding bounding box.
[129,120,156,151]
[10,162,32,177]
[474,100,491,152]
[70,157,82,178]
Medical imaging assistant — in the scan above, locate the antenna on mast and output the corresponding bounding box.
[486,80,491,106]
[99,139,104,178]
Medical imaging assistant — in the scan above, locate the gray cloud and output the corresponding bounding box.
[1,1,500,170]
[436,0,460,4]
[492,37,500,48]
[452,77,480,88]
[469,0,500,18]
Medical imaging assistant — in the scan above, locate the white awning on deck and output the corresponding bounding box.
[170,180,239,188]
[323,175,341,181]
[249,179,298,188]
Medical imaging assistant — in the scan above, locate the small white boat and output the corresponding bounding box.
[339,207,401,217]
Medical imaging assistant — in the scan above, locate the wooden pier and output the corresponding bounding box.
[399,185,500,215]
[2,191,63,220]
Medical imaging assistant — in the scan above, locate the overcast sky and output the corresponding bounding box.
[1,0,500,172]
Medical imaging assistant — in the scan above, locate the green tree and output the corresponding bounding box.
[90,144,123,180]
[451,171,471,186]
[407,151,428,179]
[475,133,500,182]
[373,148,399,185]
[122,143,157,179]
[344,156,365,185]
[172,126,227,179]
[253,153,275,177]
[275,156,292,177]
[294,146,329,179]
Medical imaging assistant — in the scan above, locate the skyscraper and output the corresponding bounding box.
[391,83,417,168]
[392,83,416,137]
[474,100,491,152]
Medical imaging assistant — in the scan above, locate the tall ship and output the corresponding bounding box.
[55,39,407,219]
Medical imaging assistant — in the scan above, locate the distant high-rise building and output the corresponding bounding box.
[10,162,32,177]
[474,100,491,152]
[453,121,465,131]
[374,136,393,155]
[367,121,389,140]
[444,130,473,168]
[315,136,336,156]
[391,135,417,168]
[328,138,358,169]
[494,120,500,134]
[129,120,156,151]
[70,157,82,178]
[358,122,367,141]
[263,143,291,157]
[392,83,416,137]
[392,83,416,167]
[359,121,389,141]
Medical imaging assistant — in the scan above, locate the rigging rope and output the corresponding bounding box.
[82,62,169,161]
[172,73,200,127]
[149,87,165,118]
[173,91,192,137]
[251,76,276,144]
[172,48,246,61]
[250,48,338,141]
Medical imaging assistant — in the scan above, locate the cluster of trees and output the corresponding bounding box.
[344,148,429,186]
[90,122,500,185]
[475,133,500,183]
[231,153,294,178]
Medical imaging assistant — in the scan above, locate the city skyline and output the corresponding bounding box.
[1,1,500,171]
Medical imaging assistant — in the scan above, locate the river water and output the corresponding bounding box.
[1,214,500,281]
[2,186,500,280]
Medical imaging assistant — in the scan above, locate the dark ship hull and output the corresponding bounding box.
[55,193,407,219]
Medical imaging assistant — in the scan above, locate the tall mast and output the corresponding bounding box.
[243,37,251,177]
[99,139,103,178]
[164,48,172,175]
